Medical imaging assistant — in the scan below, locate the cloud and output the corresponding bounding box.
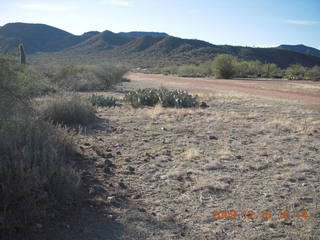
[18,3,74,12]
[282,19,320,25]
[109,0,134,7]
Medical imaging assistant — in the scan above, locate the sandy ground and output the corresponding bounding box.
[126,72,320,105]
[19,74,320,240]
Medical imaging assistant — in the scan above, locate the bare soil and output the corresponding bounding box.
[20,74,320,240]
[127,72,320,105]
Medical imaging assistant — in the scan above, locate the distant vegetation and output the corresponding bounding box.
[147,54,320,81]
[29,63,128,91]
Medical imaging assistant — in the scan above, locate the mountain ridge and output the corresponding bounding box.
[1,22,320,68]
[276,44,320,57]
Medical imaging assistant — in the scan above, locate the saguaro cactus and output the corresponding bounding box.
[18,43,26,64]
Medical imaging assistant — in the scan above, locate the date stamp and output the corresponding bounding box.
[211,209,312,220]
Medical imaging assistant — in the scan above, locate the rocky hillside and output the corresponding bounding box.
[1,22,320,68]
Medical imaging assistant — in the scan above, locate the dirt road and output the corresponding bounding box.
[127,72,320,105]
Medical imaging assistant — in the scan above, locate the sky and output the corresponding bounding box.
[1,0,320,49]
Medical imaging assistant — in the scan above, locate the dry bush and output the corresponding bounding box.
[39,95,97,126]
[31,64,128,91]
[0,116,80,229]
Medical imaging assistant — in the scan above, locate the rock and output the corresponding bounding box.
[107,196,121,207]
[104,167,112,174]
[200,102,209,108]
[119,181,126,189]
[159,215,175,223]
[105,153,114,159]
[107,214,116,220]
[107,196,117,202]
[116,151,121,155]
[127,166,135,173]
[209,135,218,140]
[138,208,146,212]
[131,194,141,199]
[105,159,115,168]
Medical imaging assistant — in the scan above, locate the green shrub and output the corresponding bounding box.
[47,64,128,91]
[285,64,307,80]
[161,65,178,75]
[124,88,159,108]
[212,54,237,79]
[93,65,128,88]
[89,94,118,107]
[261,63,283,78]
[305,66,320,81]
[0,116,80,229]
[158,87,198,108]
[177,65,209,77]
[39,95,97,126]
[124,87,198,108]
[234,60,284,78]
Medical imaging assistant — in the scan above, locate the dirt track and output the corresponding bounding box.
[127,73,320,105]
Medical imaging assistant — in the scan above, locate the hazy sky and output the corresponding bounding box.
[1,0,320,49]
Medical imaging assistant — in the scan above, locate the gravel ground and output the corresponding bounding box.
[23,76,320,240]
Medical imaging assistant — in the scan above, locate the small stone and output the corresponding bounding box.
[84,142,91,146]
[200,102,209,108]
[138,208,146,212]
[107,196,121,207]
[105,153,114,159]
[127,166,135,173]
[160,175,167,180]
[131,194,141,199]
[107,196,116,202]
[209,136,218,140]
[116,151,121,155]
[161,127,167,131]
[159,215,175,223]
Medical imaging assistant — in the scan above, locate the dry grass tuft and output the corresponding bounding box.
[183,147,201,160]
[194,178,230,193]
